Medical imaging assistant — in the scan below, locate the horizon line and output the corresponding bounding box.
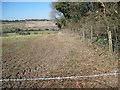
[1,18,53,21]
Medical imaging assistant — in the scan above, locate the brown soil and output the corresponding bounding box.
[2,32,119,88]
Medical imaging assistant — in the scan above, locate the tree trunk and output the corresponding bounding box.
[107,30,113,53]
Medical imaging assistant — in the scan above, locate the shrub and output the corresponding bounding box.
[18,31,31,35]
[94,36,108,47]
[34,32,38,34]
[26,32,30,35]
[45,28,49,31]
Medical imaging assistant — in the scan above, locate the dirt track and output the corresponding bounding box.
[2,32,118,88]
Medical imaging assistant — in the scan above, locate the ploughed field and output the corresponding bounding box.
[2,32,119,88]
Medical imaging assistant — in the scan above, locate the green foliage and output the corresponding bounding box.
[94,36,108,47]
[34,32,38,34]
[52,2,119,52]
[18,31,31,35]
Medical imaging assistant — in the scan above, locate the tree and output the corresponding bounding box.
[51,1,119,53]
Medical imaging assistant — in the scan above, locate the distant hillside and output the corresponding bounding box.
[2,19,58,33]
[25,20,57,28]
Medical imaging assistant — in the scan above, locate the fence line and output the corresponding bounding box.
[0,73,120,82]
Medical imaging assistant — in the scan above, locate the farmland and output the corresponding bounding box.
[2,31,119,88]
[1,1,119,89]
[2,21,58,34]
[2,22,25,33]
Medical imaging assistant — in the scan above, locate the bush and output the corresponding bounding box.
[18,31,31,35]
[15,28,21,33]
[38,29,42,31]
[26,32,30,35]
[94,36,108,47]
[34,32,38,34]
[45,28,49,31]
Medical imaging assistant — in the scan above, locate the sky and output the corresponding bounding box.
[2,2,53,20]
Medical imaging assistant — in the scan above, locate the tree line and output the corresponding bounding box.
[51,1,119,53]
[2,19,50,22]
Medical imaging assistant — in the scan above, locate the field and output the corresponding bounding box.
[2,21,58,33]
[2,22,25,33]
[2,32,119,88]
